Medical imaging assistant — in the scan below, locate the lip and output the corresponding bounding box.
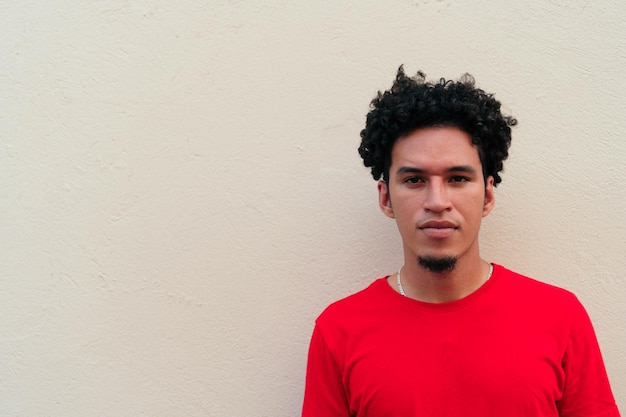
[418,220,458,239]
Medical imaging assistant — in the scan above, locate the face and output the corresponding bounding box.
[378,126,495,268]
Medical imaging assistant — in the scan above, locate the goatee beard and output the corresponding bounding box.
[418,256,457,273]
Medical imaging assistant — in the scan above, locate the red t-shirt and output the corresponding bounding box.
[303,264,620,416]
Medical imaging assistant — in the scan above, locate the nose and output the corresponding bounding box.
[424,180,452,212]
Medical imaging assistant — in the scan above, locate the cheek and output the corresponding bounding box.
[390,204,419,229]
[468,203,489,222]
[392,198,423,219]
[455,198,486,220]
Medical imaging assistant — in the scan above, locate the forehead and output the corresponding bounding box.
[390,126,481,169]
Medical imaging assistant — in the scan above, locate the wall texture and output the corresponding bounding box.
[1,1,624,415]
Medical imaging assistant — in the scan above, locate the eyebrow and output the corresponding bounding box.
[396,165,478,175]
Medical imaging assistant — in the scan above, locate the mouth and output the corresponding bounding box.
[418,220,458,239]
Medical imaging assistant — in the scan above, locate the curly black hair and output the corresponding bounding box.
[358,66,517,185]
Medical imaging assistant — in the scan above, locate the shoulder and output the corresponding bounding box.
[494,264,584,312]
[490,265,598,352]
[315,277,391,328]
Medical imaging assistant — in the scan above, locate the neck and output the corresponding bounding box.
[395,258,492,303]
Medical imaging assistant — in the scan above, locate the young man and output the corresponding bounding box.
[302,67,620,416]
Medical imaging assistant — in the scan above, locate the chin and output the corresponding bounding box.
[417,255,457,273]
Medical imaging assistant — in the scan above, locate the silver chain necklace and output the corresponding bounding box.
[396,263,494,297]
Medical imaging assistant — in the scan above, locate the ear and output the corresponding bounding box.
[378,180,395,219]
[482,176,495,217]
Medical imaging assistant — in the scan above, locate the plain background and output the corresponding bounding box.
[1,1,624,415]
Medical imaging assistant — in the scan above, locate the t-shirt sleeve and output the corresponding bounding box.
[302,323,352,417]
[557,298,621,417]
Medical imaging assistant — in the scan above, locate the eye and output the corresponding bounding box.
[450,175,470,183]
[404,176,424,184]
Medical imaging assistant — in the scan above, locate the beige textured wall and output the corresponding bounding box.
[1,1,624,415]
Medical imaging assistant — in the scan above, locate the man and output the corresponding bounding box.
[302,67,620,416]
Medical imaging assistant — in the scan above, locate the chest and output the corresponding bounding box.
[342,310,565,416]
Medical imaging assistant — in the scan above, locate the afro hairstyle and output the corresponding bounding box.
[358,66,517,185]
